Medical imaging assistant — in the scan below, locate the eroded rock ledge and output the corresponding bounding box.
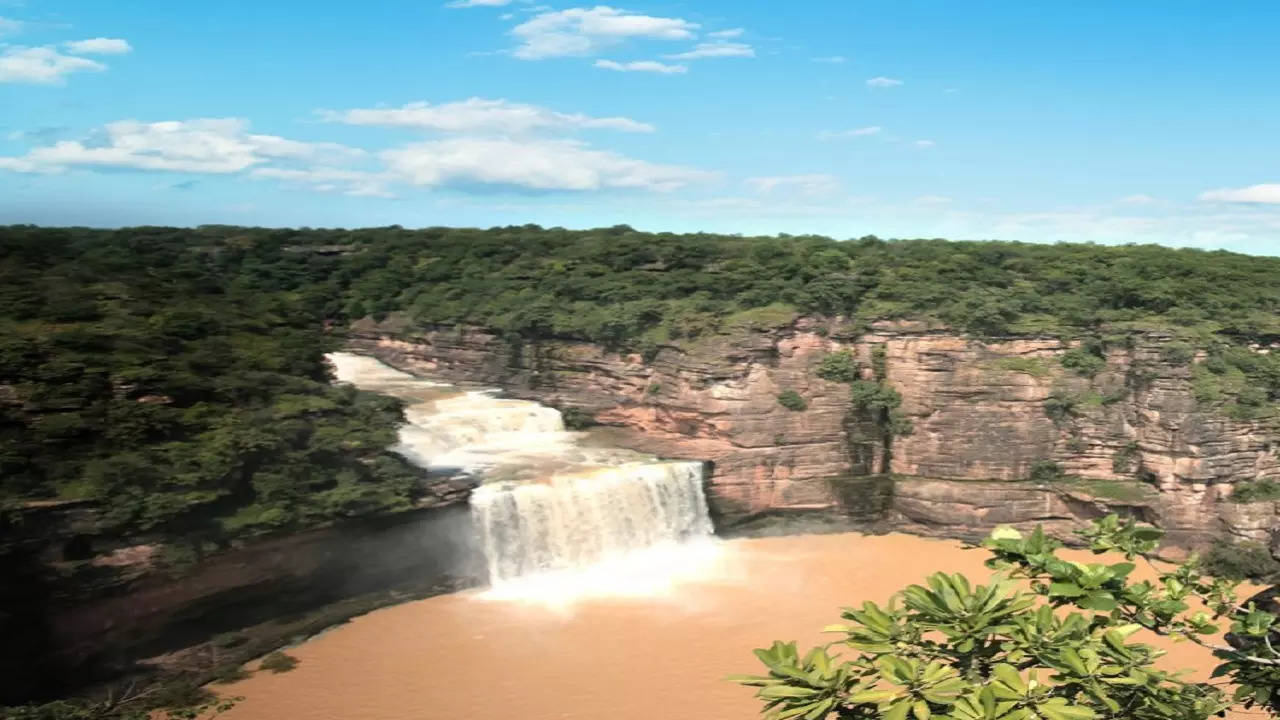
[348,316,1280,548]
[0,490,482,704]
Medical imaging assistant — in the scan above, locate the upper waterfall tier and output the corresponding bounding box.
[328,352,643,476]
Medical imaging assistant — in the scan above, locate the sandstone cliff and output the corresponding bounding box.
[348,316,1280,548]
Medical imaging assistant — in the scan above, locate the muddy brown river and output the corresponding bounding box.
[219,532,1256,720]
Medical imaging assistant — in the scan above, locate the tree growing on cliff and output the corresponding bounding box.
[778,391,809,411]
[733,515,1280,720]
[817,351,861,384]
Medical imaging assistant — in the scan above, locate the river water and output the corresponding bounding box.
[217,355,1248,720]
[220,532,1245,720]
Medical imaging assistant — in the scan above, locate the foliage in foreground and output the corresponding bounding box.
[733,516,1280,720]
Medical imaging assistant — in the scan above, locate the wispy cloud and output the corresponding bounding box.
[914,195,952,205]
[818,126,881,140]
[745,174,840,197]
[319,98,655,134]
[6,125,70,143]
[811,55,846,64]
[0,118,360,174]
[382,137,713,192]
[1199,183,1280,205]
[594,59,686,74]
[0,46,106,84]
[866,76,902,88]
[0,16,22,36]
[63,37,132,55]
[665,41,754,60]
[510,6,697,59]
[914,139,935,148]
[1118,194,1158,206]
[1,99,717,197]
[707,28,743,38]
[252,167,393,198]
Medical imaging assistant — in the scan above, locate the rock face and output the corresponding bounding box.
[348,317,1280,547]
[0,497,483,704]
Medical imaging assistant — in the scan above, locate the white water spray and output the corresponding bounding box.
[327,352,718,602]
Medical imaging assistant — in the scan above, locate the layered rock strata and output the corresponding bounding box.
[348,316,1280,547]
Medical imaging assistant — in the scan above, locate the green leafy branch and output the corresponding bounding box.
[733,515,1280,719]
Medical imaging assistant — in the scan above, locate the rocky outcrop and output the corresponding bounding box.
[348,316,1280,548]
[0,493,482,704]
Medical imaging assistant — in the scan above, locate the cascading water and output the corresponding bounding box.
[471,461,711,583]
[327,352,718,601]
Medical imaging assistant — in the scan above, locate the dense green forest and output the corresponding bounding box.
[2,224,1279,541]
[0,226,421,543]
[328,225,1280,344]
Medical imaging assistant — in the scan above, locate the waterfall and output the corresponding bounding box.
[470,461,712,583]
[327,353,573,474]
[327,352,718,601]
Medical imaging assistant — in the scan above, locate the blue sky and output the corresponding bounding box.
[1,1,1279,254]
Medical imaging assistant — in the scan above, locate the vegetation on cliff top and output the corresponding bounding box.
[0,226,422,542]
[313,224,1280,345]
[2,224,1279,532]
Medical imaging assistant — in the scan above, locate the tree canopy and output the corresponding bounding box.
[0,226,422,542]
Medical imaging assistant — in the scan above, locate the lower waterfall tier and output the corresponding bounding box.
[470,461,712,584]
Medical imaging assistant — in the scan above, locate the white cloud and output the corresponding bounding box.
[969,208,1280,253]
[0,157,36,172]
[1119,194,1158,206]
[0,45,105,84]
[707,28,743,38]
[914,139,935,148]
[447,0,512,6]
[866,76,902,88]
[665,41,753,60]
[745,174,840,197]
[818,126,881,140]
[658,195,1280,256]
[64,37,132,55]
[380,137,712,192]
[511,6,697,59]
[2,100,716,197]
[0,16,23,36]
[1199,184,1280,205]
[914,195,953,205]
[594,59,686,74]
[0,118,360,174]
[252,167,393,197]
[812,55,846,64]
[320,98,655,133]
